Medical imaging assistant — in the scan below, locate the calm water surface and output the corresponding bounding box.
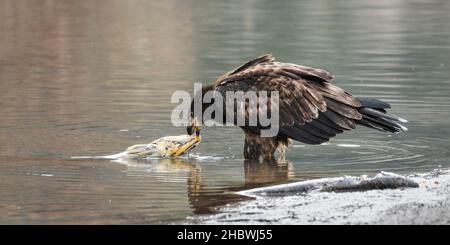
[1,0,450,224]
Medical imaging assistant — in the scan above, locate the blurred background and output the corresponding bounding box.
[0,0,449,224]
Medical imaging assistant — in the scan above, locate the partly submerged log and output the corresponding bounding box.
[237,171,419,197]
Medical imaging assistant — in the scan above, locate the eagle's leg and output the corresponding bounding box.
[278,146,286,162]
[276,138,292,162]
[243,130,278,161]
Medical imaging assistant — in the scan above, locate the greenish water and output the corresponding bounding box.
[0,0,449,224]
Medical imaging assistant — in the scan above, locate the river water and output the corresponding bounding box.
[1,0,449,224]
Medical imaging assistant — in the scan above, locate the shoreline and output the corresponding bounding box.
[188,169,450,225]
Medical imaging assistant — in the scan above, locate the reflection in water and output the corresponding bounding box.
[122,158,293,215]
[191,159,294,214]
[243,160,294,187]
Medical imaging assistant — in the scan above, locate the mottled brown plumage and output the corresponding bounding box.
[188,54,407,161]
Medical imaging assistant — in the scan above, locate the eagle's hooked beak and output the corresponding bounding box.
[172,134,202,156]
[173,121,202,156]
[187,117,201,136]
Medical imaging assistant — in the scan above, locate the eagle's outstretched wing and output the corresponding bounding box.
[212,54,363,144]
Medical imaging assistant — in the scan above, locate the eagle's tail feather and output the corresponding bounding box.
[357,98,407,133]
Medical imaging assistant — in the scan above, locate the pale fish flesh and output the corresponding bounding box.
[72,134,201,160]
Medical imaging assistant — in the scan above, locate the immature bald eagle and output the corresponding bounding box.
[187,54,407,160]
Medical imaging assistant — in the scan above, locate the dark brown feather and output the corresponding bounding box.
[325,97,362,120]
[322,110,356,130]
[282,65,334,83]
[309,83,361,107]
[229,54,275,75]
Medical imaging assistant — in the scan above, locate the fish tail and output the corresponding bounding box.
[70,153,125,160]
